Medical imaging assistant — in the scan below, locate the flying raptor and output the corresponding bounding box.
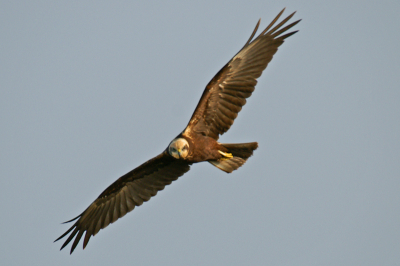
[56,9,300,254]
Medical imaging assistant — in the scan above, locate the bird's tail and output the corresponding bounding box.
[209,142,258,173]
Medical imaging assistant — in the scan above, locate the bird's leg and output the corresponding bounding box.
[218,150,233,159]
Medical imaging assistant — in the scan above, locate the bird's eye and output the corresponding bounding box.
[183,146,188,151]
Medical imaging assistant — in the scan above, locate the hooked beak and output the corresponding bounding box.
[177,149,181,158]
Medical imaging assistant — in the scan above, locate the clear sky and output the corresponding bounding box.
[1,1,399,265]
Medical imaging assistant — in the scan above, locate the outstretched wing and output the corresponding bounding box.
[184,9,300,140]
[55,152,191,254]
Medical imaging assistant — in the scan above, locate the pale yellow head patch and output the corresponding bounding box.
[168,138,189,159]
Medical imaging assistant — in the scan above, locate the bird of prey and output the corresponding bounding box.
[55,9,300,254]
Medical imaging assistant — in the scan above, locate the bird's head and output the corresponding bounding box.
[168,138,189,159]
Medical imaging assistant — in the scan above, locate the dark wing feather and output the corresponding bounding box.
[55,152,191,254]
[184,9,300,140]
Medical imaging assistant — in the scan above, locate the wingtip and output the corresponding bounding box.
[289,11,298,19]
[255,18,261,30]
[62,214,81,224]
[70,242,77,254]
[60,242,68,251]
[54,234,65,243]
[67,241,77,254]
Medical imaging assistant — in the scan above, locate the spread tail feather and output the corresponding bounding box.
[209,142,258,173]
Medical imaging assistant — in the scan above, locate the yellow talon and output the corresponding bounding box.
[218,150,233,158]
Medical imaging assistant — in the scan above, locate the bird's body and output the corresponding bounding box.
[172,134,221,162]
[56,9,300,254]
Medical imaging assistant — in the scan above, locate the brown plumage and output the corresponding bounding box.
[55,9,300,254]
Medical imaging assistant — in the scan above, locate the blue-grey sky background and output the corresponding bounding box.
[1,1,399,265]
